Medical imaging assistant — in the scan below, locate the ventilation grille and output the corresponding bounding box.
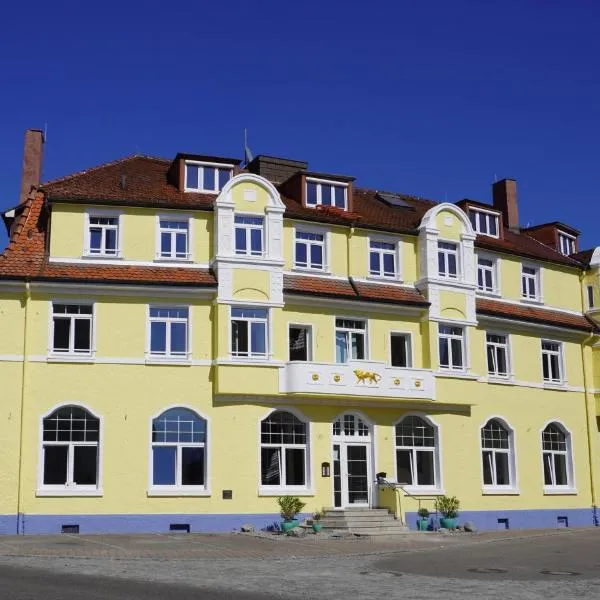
[61,524,80,534]
[169,523,190,533]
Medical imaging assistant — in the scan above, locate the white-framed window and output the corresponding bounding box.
[369,239,397,278]
[51,303,94,356]
[260,410,308,490]
[558,232,576,256]
[477,256,497,293]
[41,405,100,493]
[486,333,509,378]
[151,408,207,491]
[306,178,348,210]
[231,307,268,358]
[235,215,263,256]
[335,318,366,363]
[395,415,439,489]
[288,324,312,362]
[295,230,325,270]
[437,241,459,279]
[158,217,190,260]
[469,210,499,237]
[521,265,540,301]
[148,307,189,360]
[390,332,412,368]
[541,340,564,384]
[86,214,120,257]
[438,324,465,371]
[333,414,370,437]
[185,162,232,193]
[588,285,595,309]
[481,419,515,489]
[542,422,573,489]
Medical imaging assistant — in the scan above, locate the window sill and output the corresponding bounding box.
[184,188,218,195]
[291,267,330,276]
[543,382,568,391]
[487,376,515,386]
[435,371,478,381]
[258,488,314,497]
[398,486,444,496]
[220,358,285,367]
[366,275,402,284]
[82,254,122,260]
[154,256,193,264]
[47,354,95,364]
[147,489,210,497]
[543,487,577,496]
[482,488,520,496]
[145,357,192,366]
[521,297,543,306]
[476,290,501,298]
[36,488,103,497]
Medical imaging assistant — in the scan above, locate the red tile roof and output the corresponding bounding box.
[476,298,594,332]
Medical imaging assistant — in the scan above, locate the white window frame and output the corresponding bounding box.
[37,404,103,497]
[480,418,518,493]
[184,160,234,194]
[541,340,564,385]
[230,306,269,360]
[287,323,314,362]
[558,232,576,256]
[305,177,348,210]
[476,254,499,294]
[155,214,192,261]
[293,225,328,272]
[389,331,413,368]
[146,305,191,363]
[486,332,510,379]
[234,213,264,257]
[541,421,575,493]
[437,241,459,280]
[438,324,466,372]
[258,408,311,495]
[84,210,123,258]
[394,414,442,494]
[587,285,595,309]
[368,236,400,280]
[521,264,541,302]
[469,209,500,238]
[148,406,210,496]
[335,317,368,363]
[49,301,95,360]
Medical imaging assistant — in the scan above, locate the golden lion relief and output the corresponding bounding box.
[354,369,381,384]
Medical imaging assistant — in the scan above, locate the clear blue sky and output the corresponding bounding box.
[1,0,599,249]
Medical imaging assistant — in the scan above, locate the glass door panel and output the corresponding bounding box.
[333,444,342,508]
[346,445,369,505]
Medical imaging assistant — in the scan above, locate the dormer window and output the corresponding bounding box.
[185,162,232,193]
[469,209,499,237]
[558,232,576,256]
[306,178,347,210]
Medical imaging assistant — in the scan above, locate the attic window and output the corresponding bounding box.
[306,178,347,210]
[469,209,499,237]
[558,232,576,256]
[185,162,232,193]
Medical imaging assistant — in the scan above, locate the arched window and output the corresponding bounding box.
[481,419,515,489]
[41,405,100,490]
[151,408,207,489]
[395,415,438,489]
[542,422,573,489]
[260,410,307,489]
[332,414,370,438]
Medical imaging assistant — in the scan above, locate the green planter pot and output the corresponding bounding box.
[281,519,299,533]
[440,517,457,530]
[417,518,429,531]
[312,522,323,533]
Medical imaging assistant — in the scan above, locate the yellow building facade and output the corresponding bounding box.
[0,132,599,534]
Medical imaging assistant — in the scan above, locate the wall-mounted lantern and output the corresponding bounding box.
[321,462,331,477]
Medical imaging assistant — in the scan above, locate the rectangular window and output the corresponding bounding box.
[438,242,458,279]
[234,215,264,256]
[486,333,509,378]
[289,325,311,362]
[295,230,325,270]
[438,324,464,371]
[390,333,412,367]
[521,265,540,300]
[588,285,594,309]
[469,210,499,237]
[335,318,366,363]
[87,215,119,256]
[185,163,232,192]
[149,307,189,359]
[396,449,435,486]
[558,233,575,256]
[158,218,189,260]
[231,307,268,358]
[542,340,563,384]
[51,304,93,355]
[477,256,496,293]
[305,179,347,210]
[369,240,397,278]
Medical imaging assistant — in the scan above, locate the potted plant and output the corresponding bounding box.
[312,510,323,533]
[277,496,306,533]
[417,507,430,531]
[435,495,460,530]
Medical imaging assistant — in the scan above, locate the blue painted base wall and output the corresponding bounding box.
[0,516,17,535]
[405,508,597,531]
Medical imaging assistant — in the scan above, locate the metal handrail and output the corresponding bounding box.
[375,477,442,526]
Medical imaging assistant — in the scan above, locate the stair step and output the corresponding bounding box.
[323,509,391,517]
[321,519,402,527]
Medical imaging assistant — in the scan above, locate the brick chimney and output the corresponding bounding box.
[247,155,307,185]
[19,129,44,204]
[492,178,519,232]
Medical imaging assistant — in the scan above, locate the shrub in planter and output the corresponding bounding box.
[277,496,306,532]
[312,510,323,533]
[417,507,430,531]
[435,495,460,530]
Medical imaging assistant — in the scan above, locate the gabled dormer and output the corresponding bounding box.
[523,222,580,256]
[168,153,242,194]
